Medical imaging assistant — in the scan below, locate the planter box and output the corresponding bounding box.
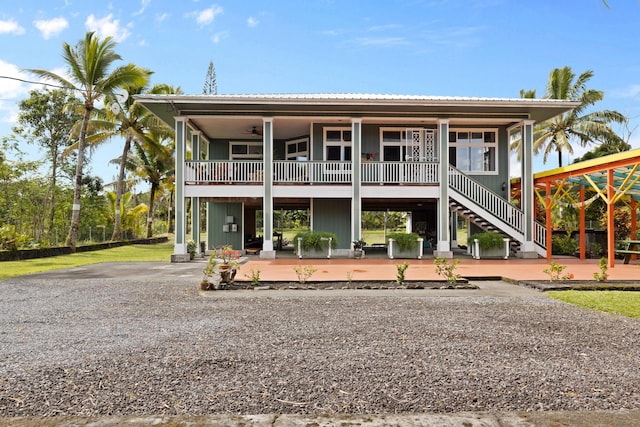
[296,237,333,258]
[387,238,424,259]
[471,238,510,259]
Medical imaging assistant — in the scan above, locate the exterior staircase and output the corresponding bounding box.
[448,166,546,257]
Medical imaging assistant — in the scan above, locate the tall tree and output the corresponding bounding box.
[512,66,627,167]
[203,60,218,95]
[128,137,174,237]
[27,32,148,251]
[11,89,80,240]
[73,78,181,241]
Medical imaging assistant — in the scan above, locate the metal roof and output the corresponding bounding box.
[134,93,579,131]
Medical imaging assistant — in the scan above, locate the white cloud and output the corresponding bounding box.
[0,19,25,35]
[211,31,228,44]
[156,12,170,23]
[195,5,223,27]
[85,14,131,42]
[133,0,151,16]
[0,60,28,101]
[247,16,258,28]
[33,17,69,39]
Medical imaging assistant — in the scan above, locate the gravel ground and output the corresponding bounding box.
[1,276,640,417]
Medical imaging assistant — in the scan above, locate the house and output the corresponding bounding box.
[134,93,578,261]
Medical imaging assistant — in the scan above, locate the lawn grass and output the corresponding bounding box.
[548,290,640,318]
[0,240,173,280]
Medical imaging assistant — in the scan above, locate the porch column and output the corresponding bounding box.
[171,117,189,262]
[351,118,362,248]
[191,132,200,255]
[518,120,537,258]
[607,168,615,268]
[260,118,276,258]
[435,119,452,258]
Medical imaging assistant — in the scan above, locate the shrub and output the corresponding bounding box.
[294,231,338,251]
[395,262,409,284]
[387,232,420,252]
[469,232,505,249]
[551,233,578,255]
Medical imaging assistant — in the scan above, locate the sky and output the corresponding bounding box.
[0,0,639,186]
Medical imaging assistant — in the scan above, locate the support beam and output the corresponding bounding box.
[191,132,200,255]
[545,182,552,260]
[171,118,189,262]
[351,119,362,248]
[434,119,452,258]
[260,118,276,258]
[607,169,615,268]
[518,120,538,258]
[579,185,586,260]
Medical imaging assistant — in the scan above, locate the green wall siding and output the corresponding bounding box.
[313,199,351,249]
[207,202,243,250]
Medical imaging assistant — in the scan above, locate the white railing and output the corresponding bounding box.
[534,221,546,249]
[449,165,546,249]
[186,160,440,185]
[448,166,523,233]
[362,162,439,184]
[184,161,264,183]
[273,161,352,184]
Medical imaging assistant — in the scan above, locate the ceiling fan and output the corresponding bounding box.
[244,126,263,137]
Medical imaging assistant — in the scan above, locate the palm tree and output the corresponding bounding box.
[512,66,627,167]
[27,32,147,251]
[130,137,174,237]
[76,80,178,241]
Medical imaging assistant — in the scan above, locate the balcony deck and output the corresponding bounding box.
[184,160,440,186]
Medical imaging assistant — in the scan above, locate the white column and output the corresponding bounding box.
[435,119,452,258]
[260,118,276,258]
[171,117,189,261]
[351,118,362,248]
[519,119,537,257]
[191,132,200,253]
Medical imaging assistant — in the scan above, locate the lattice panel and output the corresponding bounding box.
[424,129,437,161]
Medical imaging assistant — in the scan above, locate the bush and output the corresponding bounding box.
[293,230,338,251]
[387,232,420,252]
[469,232,506,250]
[552,233,578,255]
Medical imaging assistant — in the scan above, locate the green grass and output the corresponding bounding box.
[548,290,640,318]
[0,241,173,280]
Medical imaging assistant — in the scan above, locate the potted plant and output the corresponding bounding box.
[187,239,197,260]
[352,239,366,259]
[387,232,424,259]
[294,230,338,258]
[469,232,510,259]
[201,245,240,289]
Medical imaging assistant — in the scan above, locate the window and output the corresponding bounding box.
[286,138,309,161]
[230,142,263,159]
[448,129,497,173]
[323,128,352,161]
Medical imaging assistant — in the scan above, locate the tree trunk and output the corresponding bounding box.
[146,182,157,238]
[47,155,57,241]
[66,107,91,252]
[111,135,132,241]
[558,150,563,168]
[168,189,174,234]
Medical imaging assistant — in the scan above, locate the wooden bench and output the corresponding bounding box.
[615,240,640,264]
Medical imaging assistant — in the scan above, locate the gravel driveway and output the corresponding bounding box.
[1,271,639,417]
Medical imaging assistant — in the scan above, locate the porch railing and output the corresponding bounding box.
[448,165,546,249]
[185,160,439,185]
[273,161,352,184]
[361,161,439,184]
[185,161,264,183]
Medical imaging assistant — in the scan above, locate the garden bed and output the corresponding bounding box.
[518,280,640,292]
[201,279,476,291]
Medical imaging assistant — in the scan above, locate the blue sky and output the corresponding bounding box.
[0,0,639,184]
